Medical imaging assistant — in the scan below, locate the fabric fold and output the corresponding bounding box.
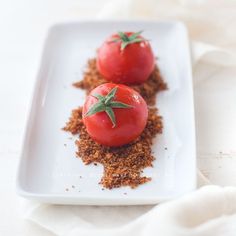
[27,186,236,236]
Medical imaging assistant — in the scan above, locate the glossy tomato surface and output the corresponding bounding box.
[82,83,148,147]
[97,32,155,85]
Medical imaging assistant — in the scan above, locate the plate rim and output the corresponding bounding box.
[16,20,197,205]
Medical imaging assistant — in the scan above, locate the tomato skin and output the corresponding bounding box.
[82,83,148,147]
[97,32,155,85]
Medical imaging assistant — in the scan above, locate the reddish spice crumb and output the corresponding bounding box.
[64,107,163,189]
[63,108,84,134]
[73,58,167,105]
[63,58,167,189]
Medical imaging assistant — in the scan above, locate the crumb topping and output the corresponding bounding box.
[63,58,167,189]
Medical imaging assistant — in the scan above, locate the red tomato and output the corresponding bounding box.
[97,31,155,85]
[82,83,148,147]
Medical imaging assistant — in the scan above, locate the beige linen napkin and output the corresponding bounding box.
[25,0,236,235]
[26,186,236,236]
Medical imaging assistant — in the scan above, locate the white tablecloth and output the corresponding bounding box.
[0,0,236,235]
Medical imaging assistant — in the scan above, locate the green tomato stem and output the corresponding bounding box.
[84,87,133,128]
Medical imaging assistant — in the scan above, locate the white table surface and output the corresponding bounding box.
[0,0,236,235]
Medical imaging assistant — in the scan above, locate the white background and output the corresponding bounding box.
[1,0,236,235]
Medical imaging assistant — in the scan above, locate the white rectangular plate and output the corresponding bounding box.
[17,21,196,205]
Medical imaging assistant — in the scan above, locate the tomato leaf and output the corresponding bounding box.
[105,87,117,104]
[84,102,105,117]
[91,93,105,101]
[129,38,144,44]
[118,32,129,41]
[105,107,116,128]
[128,31,143,41]
[121,41,130,50]
[110,101,133,109]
